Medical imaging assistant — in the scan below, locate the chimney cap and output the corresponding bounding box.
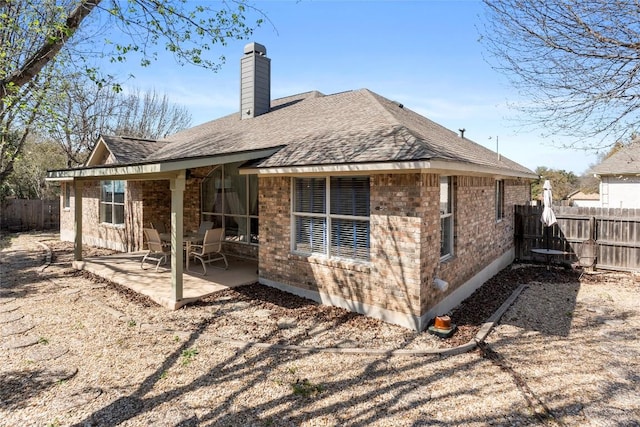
[244,42,267,56]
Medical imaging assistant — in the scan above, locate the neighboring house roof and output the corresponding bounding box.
[143,88,533,176]
[567,190,600,201]
[591,141,640,175]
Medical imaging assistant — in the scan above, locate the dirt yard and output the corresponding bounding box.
[1,232,639,426]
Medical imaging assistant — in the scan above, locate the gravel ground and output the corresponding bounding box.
[1,232,639,426]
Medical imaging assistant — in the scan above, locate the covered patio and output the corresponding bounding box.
[73,253,258,309]
[48,147,276,310]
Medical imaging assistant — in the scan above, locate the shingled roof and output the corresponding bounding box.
[591,141,640,175]
[136,88,533,176]
[100,136,170,164]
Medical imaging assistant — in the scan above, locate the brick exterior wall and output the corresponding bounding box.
[61,166,259,259]
[60,183,74,243]
[60,168,529,329]
[60,180,144,252]
[141,180,172,232]
[369,173,429,316]
[419,173,443,314]
[259,176,294,280]
[424,177,529,312]
[259,173,530,329]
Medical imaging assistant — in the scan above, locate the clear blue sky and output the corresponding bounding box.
[103,0,600,175]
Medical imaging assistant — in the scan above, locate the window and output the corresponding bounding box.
[201,163,259,244]
[495,179,505,221]
[63,183,71,209]
[100,180,125,225]
[293,176,370,262]
[440,176,453,259]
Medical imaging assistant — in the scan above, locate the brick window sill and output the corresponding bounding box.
[99,223,125,229]
[288,253,371,273]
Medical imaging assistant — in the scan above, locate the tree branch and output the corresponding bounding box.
[2,0,101,91]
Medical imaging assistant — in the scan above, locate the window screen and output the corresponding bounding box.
[293,176,370,262]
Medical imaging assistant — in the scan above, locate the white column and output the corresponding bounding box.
[73,180,84,261]
[170,172,186,303]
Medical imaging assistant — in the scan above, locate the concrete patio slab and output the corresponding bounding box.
[73,252,258,309]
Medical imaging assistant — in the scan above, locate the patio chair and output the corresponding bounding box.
[149,221,167,233]
[189,220,214,246]
[197,221,214,236]
[141,228,171,272]
[573,238,597,278]
[187,228,228,275]
[149,221,170,247]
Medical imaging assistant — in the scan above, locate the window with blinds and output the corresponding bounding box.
[293,176,370,261]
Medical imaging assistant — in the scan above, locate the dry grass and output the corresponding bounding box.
[1,232,638,426]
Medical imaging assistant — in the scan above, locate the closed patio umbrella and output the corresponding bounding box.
[541,179,557,249]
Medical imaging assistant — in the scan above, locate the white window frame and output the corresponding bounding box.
[99,180,125,226]
[291,176,370,262]
[495,179,505,221]
[440,176,454,260]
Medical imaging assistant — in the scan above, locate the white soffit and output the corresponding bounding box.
[46,148,282,181]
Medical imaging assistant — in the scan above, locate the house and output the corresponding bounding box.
[591,141,640,208]
[566,190,600,208]
[47,43,537,331]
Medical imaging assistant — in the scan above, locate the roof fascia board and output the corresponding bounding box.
[46,148,282,181]
[46,164,171,181]
[240,160,428,175]
[242,159,537,179]
[428,160,537,178]
[593,172,640,177]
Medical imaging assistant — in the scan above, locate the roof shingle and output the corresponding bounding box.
[97,88,534,177]
[591,141,640,175]
[101,136,170,164]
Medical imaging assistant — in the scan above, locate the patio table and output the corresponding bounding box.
[530,248,568,271]
[158,232,203,269]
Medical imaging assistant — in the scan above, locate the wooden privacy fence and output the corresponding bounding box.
[0,199,60,231]
[515,205,640,272]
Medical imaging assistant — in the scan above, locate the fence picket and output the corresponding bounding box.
[515,205,640,272]
[1,199,60,231]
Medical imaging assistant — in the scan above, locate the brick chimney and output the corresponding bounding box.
[240,42,270,119]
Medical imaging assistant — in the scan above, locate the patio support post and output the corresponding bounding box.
[73,180,84,261]
[170,172,186,303]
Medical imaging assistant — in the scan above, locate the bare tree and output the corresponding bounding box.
[480,0,640,150]
[46,74,121,167]
[46,76,192,167]
[113,88,192,139]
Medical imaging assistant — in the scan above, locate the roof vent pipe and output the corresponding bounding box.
[458,128,466,138]
[240,42,270,119]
